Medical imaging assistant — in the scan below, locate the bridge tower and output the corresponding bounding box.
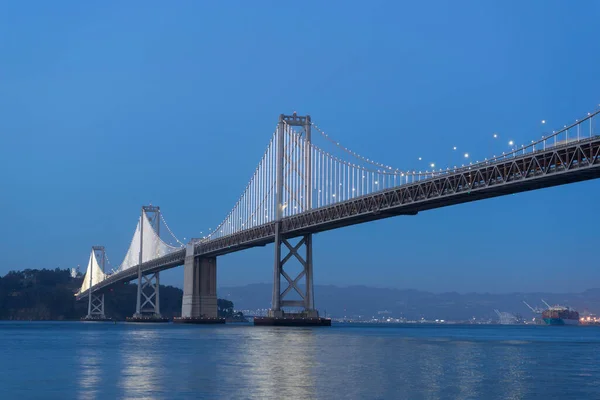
[133,205,163,319]
[85,245,107,320]
[265,112,323,323]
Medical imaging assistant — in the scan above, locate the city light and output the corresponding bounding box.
[453,146,457,150]
[493,133,498,138]
[464,153,469,158]
[508,140,514,146]
[541,120,546,124]
[430,163,435,168]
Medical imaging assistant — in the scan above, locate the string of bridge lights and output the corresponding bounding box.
[160,212,185,247]
[141,211,182,250]
[417,106,599,172]
[102,252,113,271]
[289,122,409,177]
[313,118,518,175]
[311,122,404,173]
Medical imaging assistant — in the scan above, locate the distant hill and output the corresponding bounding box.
[219,283,600,320]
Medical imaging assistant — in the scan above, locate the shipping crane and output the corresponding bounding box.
[541,299,552,309]
[523,301,544,314]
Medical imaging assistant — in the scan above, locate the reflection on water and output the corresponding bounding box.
[453,341,484,399]
[76,329,104,400]
[419,342,447,399]
[2,323,600,399]
[119,328,163,398]
[237,328,317,399]
[498,343,526,400]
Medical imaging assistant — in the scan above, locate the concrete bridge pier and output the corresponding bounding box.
[179,243,220,321]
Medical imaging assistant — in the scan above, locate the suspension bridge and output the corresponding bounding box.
[76,108,600,324]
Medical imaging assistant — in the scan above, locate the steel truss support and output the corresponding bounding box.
[86,292,105,318]
[270,233,316,317]
[134,272,161,317]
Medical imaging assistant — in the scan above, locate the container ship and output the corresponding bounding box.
[541,303,579,326]
[524,300,579,325]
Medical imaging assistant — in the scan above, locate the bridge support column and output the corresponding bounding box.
[131,272,162,319]
[142,273,161,316]
[268,232,318,319]
[85,292,105,320]
[181,244,218,319]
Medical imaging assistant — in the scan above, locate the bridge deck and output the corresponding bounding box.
[77,136,600,299]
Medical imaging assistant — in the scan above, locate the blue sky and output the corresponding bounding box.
[1,1,600,293]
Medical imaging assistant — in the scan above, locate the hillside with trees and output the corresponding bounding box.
[0,269,240,321]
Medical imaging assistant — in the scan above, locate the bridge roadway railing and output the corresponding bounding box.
[78,136,600,299]
[282,135,600,235]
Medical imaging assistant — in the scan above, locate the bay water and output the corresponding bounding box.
[1,322,599,399]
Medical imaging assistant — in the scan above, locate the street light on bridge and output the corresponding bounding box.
[508,140,516,157]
